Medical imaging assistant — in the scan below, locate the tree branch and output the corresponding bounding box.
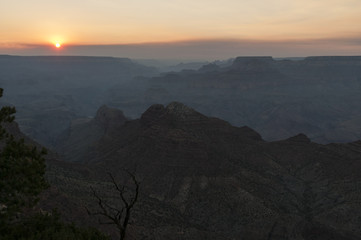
[88,170,140,240]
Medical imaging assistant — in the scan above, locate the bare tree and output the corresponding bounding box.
[87,170,139,240]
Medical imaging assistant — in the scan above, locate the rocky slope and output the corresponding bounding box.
[51,103,361,240]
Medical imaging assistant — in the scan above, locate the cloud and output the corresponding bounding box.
[1,37,361,60]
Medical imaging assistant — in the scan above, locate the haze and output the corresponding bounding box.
[1,0,361,59]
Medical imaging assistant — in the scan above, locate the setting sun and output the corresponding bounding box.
[55,43,61,48]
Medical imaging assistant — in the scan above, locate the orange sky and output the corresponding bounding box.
[1,0,361,59]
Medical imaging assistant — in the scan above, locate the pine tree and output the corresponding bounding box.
[0,88,110,239]
[0,88,48,226]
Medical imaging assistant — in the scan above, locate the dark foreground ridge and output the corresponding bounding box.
[46,102,361,240]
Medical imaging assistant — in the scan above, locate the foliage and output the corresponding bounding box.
[0,88,48,225]
[0,88,110,239]
[1,210,110,240]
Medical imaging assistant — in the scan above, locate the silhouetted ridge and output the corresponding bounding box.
[95,105,127,128]
[165,102,201,119]
[238,126,263,141]
[233,56,274,62]
[304,56,361,62]
[55,105,128,162]
[198,63,220,72]
[141,102,207,126]
[286,133,311,143]
[140,104,166,126]
[231,56,276,71]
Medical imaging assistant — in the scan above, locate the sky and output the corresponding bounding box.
[1,0,361,60]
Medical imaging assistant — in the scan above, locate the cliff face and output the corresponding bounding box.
[50,103,361,240]
[55,105,127,162]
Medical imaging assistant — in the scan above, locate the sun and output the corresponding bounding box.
[55,42,61,48]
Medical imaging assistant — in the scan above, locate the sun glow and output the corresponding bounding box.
[55,43,61,48]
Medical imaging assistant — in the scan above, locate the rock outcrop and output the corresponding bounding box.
[55,105,127,162]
